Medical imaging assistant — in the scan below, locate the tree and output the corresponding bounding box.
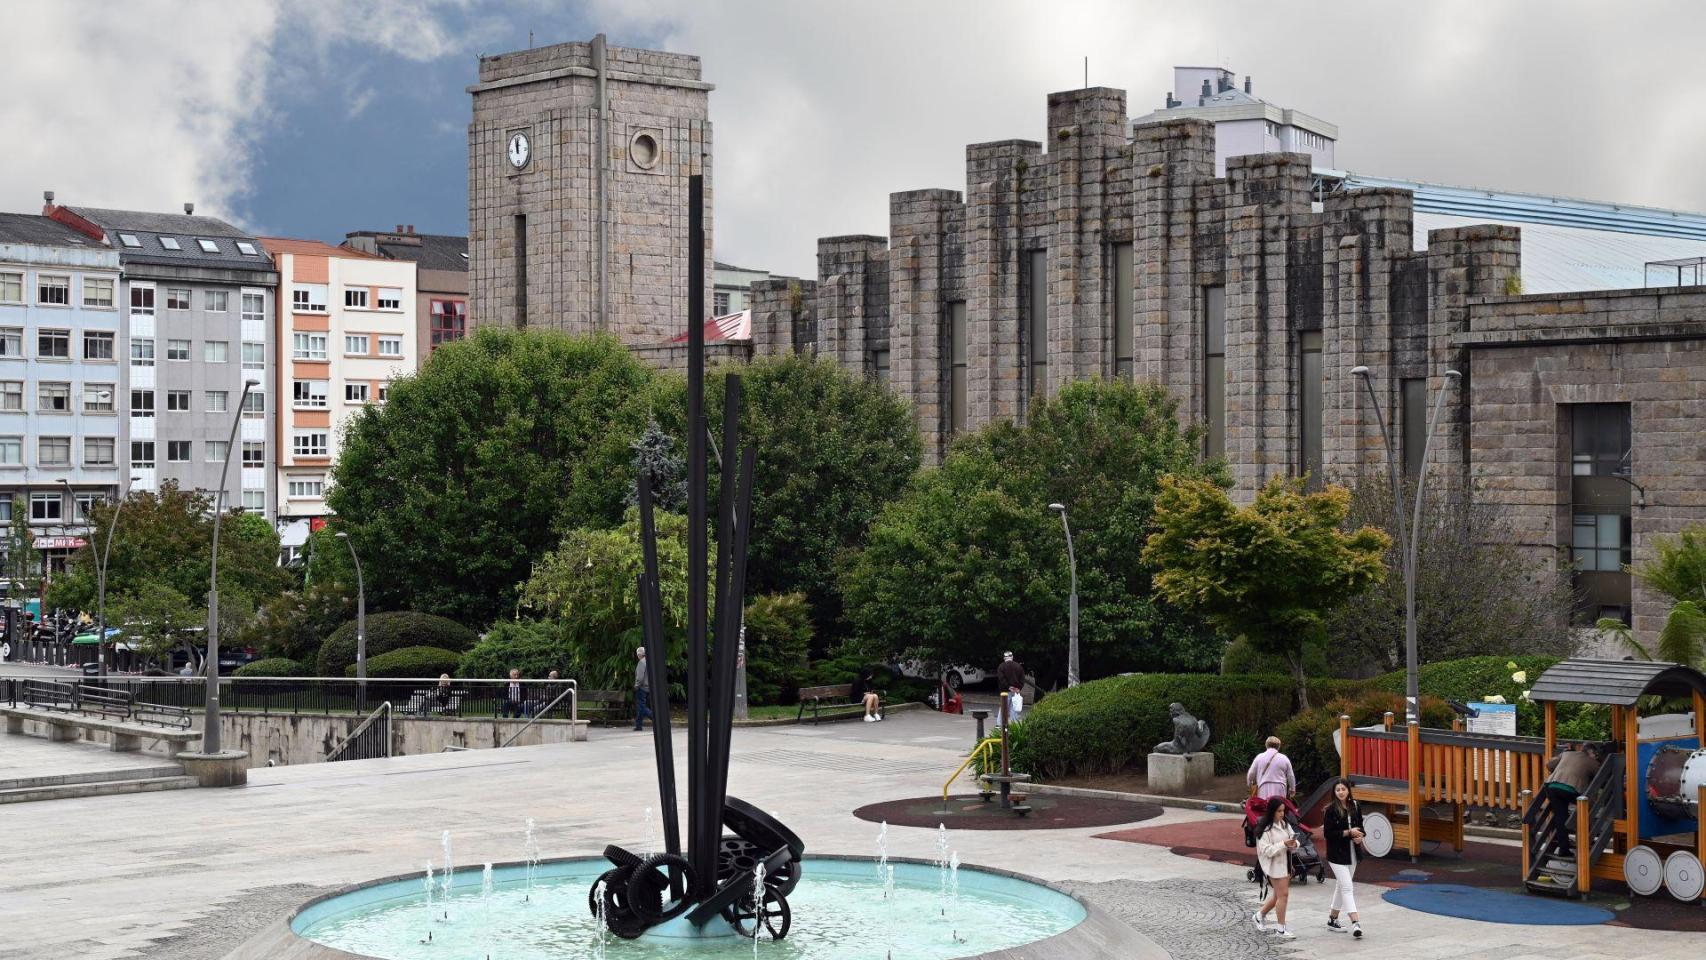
[626,419,687,513]
[239,581,355,664]
[326,329,658,625]
[655,354,921,645]
[105,580,201,665]
[742,592,814,705]
[841,379,1226,683]
[1326,476,1574,673]
[2,495,34,599]
[1144,474,1390,708]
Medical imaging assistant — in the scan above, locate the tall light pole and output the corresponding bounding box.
[86,476,142,678]
[1351,366,1460,725]
[335,531,365,709]
[1048,502,1079,688]
[202,378,258,754]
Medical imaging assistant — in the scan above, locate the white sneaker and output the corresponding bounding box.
[1352,923,1363,939]
[863,715,876,722]
[1274,927,1295,940]
[875,713,883,721]
[1251,912,1266,932]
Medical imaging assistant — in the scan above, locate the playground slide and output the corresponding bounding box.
[1295,778,1339,830]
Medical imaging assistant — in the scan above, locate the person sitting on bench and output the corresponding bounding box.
[852,670,882,722]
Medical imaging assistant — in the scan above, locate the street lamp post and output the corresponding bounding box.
[335,531,365,710]
[86,476,142,678]
[202,378,259,754]
[1351,366,1460,725]
[1048,503,1079,688]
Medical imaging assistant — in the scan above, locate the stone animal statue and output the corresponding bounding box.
[1153,702,1211,755]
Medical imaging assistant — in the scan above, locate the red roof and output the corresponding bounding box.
[257,236,380,259]
[668,310,751,344]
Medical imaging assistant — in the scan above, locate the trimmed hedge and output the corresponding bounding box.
[350,646,464,679]
[1008,673,1366,780]
[234,657,308,678]
[316,611,478,677]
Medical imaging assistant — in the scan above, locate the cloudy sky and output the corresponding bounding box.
[6,1,1706,277]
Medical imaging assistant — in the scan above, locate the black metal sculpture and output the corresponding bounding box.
[589,175,803,941]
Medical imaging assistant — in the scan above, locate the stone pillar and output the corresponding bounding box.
[889,189,964,462]
[965,139,1042,427]
[1426,225,1521,489]
[1130,119,1216,418]
[1044,87,1127,391]
[749,277,816,358]
[815,236,889,374]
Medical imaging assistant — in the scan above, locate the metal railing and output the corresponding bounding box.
[328,702,392,762]
[497,685,579,748]
[14,679,192,729]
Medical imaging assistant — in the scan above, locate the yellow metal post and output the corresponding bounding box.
[1339,715,1351,779]
[1407,721,1422,861]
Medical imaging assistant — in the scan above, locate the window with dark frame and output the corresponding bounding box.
[1026,250,1047,398]
[1568,402,1634,624]
[1299,331,1323,485]
[1401,378,1426,480]
[1203,286,1226,459]
[1112,243,1135,378]
[949,301,968,434]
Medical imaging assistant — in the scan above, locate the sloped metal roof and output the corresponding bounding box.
[67,206,275,274]
[1413,212,1706,293]
[1527,658,1706,706]
[0,213,104,247]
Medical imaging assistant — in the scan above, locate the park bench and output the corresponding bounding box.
[795,683,866,724]
[579,690,632,726]
[401,688,464,717]
[0,705,201,758]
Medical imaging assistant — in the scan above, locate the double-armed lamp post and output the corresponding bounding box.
[336,531,366,710]
[1048,502,1079,688]
[201,378,259,755]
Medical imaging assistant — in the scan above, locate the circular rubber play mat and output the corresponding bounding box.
[853,793,1164,830]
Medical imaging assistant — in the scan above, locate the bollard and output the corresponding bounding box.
[971,709,989,746]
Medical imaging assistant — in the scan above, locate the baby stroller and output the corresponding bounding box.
[1242,795,1326,892]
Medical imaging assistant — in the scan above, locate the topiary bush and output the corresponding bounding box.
[234,657,308,677]
[316,611,478,677]
[457,619,575,680]
[352,646,464,679]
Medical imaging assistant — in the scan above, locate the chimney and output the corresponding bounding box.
[1199,78,1211,104]
[1244,75,1252,94]
[406,224,415,234]
[184,202,194,216]
[43,190,54,205]
[396,224,404,233]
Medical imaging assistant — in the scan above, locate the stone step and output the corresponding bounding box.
[0,764,185,792]
[0,775,198,805]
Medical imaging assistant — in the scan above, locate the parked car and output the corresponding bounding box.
[897,659,987,691]
[218,646,260,672]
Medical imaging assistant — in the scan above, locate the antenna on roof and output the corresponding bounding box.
[528,29,534,49]
[1084,56,1088,89]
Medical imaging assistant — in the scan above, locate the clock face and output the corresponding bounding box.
[507,132,531,169]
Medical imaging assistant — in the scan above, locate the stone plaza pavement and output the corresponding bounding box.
[0,709,1699,960]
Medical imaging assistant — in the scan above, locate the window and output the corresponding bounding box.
[73,493,99,521]
[293,379,328,408]
[1569,403,1633,624]
[83,277,114,308]
[241,490,265,513]
[1026,250,1047,398]
[37,274,70,305]
[0,328,18,356]
[376,288,401,310]
[0,437,19,465]
[1571,403,1632,477]
[241,441,265,467]
[514,214,528,324]
[1112,243,1134,378]
[83,330,115,361]
[0,381,19,411]
[130,441,155,469]
[714,291,731,315]
[30,491,62,521]
[130,337,154,366]
[166,339,190,361]
[292,285,328,312]
[1299,331,1323,486]
[949,301,968,434]
[205,290,229,313]
[82,383,114,413]
[196,239,220,254]
[38,329,70,359]
[293,432,329,457]
[870,348,889,385]
[377,336,402,357]
[376,382,390,403]
[130,285,155,315]
[242,391,264,419]
[130,389,154,418]
[84,437,114,466]
[241,341,264,370]
[345,288,368,309]
[1265,120,1280,138]
[205,440,229,462]
[204,340,228,363]
[1203,285,1226,459]
[167,440,191,462]
[236,241,258,256]
[39,437,70,467]
[1401,378,1427,480]
[1572,514,1631,573]
[430,300,467,347]
[166,390,191,412]
[345,382,369,404]
[241,291,264,321]
[38,382,71,412]
[0,272,21,303]
[166,288,191,311]
[344,334,369,355]
[293,332,327,360]
[118,233,141,248]
[0,498,10,522]
[159,236,181,251]
[288,478,325,499]
[206,390,228,413]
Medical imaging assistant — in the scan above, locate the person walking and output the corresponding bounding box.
[1525,742,1603,857]
[996,652,1025,727]
[1246,736,1296,802]
[1252,799,1300,938]
[634,646,654,731]
[1322,778,1365,938]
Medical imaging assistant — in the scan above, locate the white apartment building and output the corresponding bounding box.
[1130,66,1337,174]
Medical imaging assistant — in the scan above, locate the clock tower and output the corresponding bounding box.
[467,35,713,342]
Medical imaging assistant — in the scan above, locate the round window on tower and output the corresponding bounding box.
[629,131,660,170]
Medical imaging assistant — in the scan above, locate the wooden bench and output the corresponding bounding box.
[795,683,866,724]
[579,690,632,726]
[0,705,201,758]
[402,689,464,717]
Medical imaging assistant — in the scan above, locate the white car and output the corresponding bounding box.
[897,660,988,690]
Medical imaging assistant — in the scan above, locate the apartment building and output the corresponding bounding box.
[0,213,123,578]
[53,204,280,521]
[261,238,416,547]
[343,226,468,357]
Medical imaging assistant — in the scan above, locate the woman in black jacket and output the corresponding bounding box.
[1321,778,1365,938]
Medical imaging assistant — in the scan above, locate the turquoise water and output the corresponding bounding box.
[294,857,1084,960]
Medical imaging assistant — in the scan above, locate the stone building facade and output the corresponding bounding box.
[744,84,1706,638]
[467,36,712,343]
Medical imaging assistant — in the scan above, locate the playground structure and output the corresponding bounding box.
[1333,658,1706,903]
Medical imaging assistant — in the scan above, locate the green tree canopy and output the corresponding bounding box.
[326,329,659,625]
[105,580,201,664]
[1599,523,1706,668]
[840,379,1226,683]
[1144,474,1390,708]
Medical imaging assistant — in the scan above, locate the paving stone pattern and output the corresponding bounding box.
[130,884,332,960]
[1069,877,1302,960]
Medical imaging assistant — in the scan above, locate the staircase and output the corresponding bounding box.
[0,764,197,804]
[1524,757,1622,897]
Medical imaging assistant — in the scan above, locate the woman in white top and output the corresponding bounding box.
[1252,799,1300,939]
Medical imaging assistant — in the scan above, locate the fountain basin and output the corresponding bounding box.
[225,855,1164,960]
